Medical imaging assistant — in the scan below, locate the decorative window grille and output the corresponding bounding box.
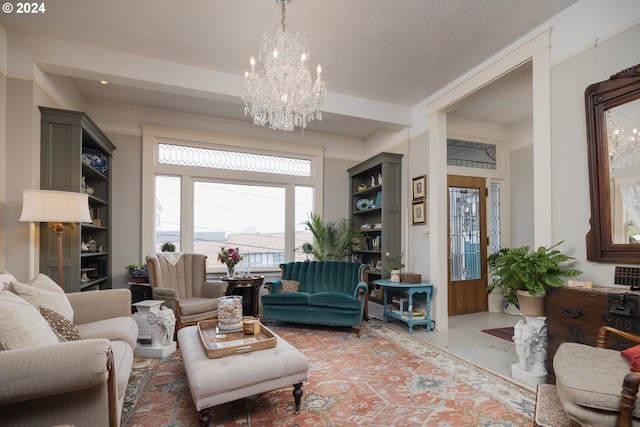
[490,182,502,254]
[449,187,481,281]
[447,139,497,170]
[158,143,311,177]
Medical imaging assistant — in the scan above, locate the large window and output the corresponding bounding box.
[143,127,323,272]
[155,175,181,252]
[193,182,286,269]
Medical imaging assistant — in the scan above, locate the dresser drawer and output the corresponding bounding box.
[546,286,640,383]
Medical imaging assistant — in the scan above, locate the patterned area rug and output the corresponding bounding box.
[122,320,534,426]
[481,326,515,342]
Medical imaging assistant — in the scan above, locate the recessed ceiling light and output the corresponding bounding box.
[99,80,109,85]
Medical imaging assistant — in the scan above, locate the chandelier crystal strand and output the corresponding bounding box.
[607,110,640,170]
[242,0,326,131]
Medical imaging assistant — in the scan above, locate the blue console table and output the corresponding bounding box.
[374,280,434,333]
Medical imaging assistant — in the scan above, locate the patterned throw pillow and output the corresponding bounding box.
[281,280,300,293]
[10,274,74,321]
[39,307,80,342]
[0,290,59,350]
[622,344,640,371]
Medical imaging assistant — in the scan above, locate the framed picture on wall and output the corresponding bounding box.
[412,175,426,200]
[412,200,426,225]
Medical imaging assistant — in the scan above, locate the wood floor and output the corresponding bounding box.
[366,304,532,390]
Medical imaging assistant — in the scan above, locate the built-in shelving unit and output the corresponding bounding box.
[347,152,402,303]
[39,107,116,292]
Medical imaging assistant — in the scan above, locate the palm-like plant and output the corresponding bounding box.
[302,212,363,261]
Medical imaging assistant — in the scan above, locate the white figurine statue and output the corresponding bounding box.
[513,316,547,373]
[148,306,176,347]
[133,301,176,347]
[513,319,532,371]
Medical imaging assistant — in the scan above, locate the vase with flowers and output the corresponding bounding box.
[218,246,243,278]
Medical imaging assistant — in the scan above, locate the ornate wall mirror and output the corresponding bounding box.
[586,64,640,263]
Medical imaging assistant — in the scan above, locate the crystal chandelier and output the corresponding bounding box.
[242,0,326,131]
[607,110,640,170]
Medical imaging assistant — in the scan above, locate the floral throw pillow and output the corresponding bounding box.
[622,344,640,372]
[281,280,300,293]
[39,307,80,342]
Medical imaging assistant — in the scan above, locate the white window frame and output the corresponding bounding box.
[141,125,324,272]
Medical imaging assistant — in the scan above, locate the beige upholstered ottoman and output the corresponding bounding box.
[177,325,309,427]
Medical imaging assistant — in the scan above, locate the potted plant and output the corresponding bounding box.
[302,212,364,261]
[161,241,176,252]
[385,250,406,282]
[125,263,148,283]
[301,242,313,261]
[487,241,582,317]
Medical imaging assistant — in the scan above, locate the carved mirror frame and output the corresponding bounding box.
[586,63,640,263]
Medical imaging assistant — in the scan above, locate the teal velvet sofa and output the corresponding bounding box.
[261,261,367,328]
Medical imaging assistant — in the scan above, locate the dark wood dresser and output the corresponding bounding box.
[546,286,640,383]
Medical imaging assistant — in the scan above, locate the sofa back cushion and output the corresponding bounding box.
[280,261,364,294]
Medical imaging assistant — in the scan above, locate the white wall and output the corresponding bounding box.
[109,132,143,289]
[551,22,640,286]
[323,157,358,223]
[509,145,534,247]
[406,131,430,278]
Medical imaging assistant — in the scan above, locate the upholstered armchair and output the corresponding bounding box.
[553,326,640,427]
[146,253,228,329]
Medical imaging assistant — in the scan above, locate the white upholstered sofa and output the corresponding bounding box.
[0,272,138,427]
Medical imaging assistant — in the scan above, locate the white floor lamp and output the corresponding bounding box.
[20,189,92,288]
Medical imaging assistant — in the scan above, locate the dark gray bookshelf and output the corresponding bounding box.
[348,152,402,302]
[39,107,116,292]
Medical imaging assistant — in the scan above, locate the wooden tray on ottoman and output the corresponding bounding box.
[197,319,277,359]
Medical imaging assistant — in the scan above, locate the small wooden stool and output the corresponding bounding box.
[177,325,309,427]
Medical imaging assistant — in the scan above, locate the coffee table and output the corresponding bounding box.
[177,324,309,426]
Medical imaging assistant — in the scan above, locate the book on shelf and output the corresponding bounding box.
[390,297,409,313]
[391,309,426,319]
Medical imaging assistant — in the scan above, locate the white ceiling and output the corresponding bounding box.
[0,0,576,138]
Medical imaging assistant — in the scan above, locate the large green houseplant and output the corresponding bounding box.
[302,212,364,261]
[487,241,582,315]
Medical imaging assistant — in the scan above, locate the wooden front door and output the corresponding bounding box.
[447,175,488,315]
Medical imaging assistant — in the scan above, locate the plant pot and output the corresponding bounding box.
[516,290,546,317]
[390,270,401,282]
[503,297,521,316]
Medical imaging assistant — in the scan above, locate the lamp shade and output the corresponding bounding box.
[20,190,92,223]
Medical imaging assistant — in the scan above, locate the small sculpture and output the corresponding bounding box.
[513,317,547,374]
[148,307,176,347]
[134,304,176,348]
